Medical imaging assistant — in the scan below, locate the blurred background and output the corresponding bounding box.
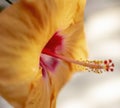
[0,0,120,108]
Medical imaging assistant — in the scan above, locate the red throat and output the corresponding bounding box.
[40,32,64,77]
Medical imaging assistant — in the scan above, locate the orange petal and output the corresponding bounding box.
[0,0,87,108]
[55,0,86,29]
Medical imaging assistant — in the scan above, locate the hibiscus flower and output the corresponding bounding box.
[0,0,114,108]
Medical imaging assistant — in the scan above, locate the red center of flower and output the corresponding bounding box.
[43,32,63,53]
[40,32,63,77]
[39,32,115,77]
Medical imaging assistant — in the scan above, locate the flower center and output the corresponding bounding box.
[40,32,115,77]
[40,32,63,77]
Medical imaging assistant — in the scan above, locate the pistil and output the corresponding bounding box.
[42,49,115,73]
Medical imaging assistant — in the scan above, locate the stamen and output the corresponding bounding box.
[42,49,115,73]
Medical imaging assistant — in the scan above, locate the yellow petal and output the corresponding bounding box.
[48,0,87,92]
[61,22,88,71]
[0,0,55,107]
[46,16,88,104]
[25,72,51,108]
[55,0,86,29]
[0,0,87,108]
